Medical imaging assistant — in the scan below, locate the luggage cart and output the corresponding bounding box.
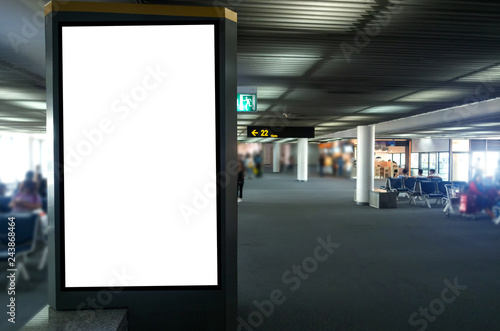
[443,184,460,216]
[444,184,478,219]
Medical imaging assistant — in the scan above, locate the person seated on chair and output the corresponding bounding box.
[9,180,42,212]
[398,168,410,179]
[468,171,497,219]
[427,169,441,179]
[416,169,426,178]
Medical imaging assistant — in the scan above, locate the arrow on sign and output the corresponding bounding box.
[252,130,258,136]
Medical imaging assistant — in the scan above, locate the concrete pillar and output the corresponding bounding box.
[273,143,281,173]
[297,138,308,182]
[356,125,375,205]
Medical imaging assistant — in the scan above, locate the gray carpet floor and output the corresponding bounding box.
[237,172,500,331]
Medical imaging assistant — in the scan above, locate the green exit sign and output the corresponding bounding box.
[237,93,257,111]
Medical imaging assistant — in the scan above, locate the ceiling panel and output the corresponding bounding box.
[1,0,500,139]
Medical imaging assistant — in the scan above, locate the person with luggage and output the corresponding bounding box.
[467,171,497,219]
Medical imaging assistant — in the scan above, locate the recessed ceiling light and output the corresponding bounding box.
[473,122,500,127]
[336,115,375,121]
[398,89,465,102]
[392,134,417,137]
[0,87,45,100]
[1,117,44,122]
[256,87,287,99]
[361,105,416,113]
[440,127,473,130]
[237,114,260,120]
[458,65,500,83]
[237,121,254,125]
[317,122,349,126]
[467,131,499,134]
[416,131,441,134]
[7,100,47,110]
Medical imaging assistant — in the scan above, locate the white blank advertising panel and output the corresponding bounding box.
[62,24,218,287]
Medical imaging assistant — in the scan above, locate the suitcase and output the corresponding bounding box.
[459,194,477,214]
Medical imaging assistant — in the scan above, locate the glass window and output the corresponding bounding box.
[438,152,449,181]
[411,153,419,168]
[32,139,41,170]
[41,140,48,175]
[429,153,437,171]
[452,153,469,182]
[472,152,486,177]
[452,139,469,152]
[12,135,30,181]
[420,153,429,175]
[486,151,500,177]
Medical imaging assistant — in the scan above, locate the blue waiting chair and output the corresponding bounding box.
[430,177,443,182]
[416,181,445,208]
[386,178,409,198]
[0,196,12,213]
[0,213,39,281]
[404,177,417,198]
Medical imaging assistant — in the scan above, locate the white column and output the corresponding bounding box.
[297,138,308,181]
[273,143,281,173]
[356,125,375,205]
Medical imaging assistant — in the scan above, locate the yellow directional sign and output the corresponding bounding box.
[246,126,314,138]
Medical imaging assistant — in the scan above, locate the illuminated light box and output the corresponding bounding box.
[46,2,237,329]
[62,24,218,288]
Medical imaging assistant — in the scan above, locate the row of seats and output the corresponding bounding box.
[0,213,40,281]
[385,177,467,208]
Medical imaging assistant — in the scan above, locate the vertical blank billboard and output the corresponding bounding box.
[61,24,219,288]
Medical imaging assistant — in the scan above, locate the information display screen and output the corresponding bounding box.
[61,23,219,288]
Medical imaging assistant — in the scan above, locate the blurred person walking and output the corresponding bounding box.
[244,153,254,180]
[319,152,325,177]
[337,156,344,177]
[254,153,263,178]
[34,164,48,197]
[237,159,246,203]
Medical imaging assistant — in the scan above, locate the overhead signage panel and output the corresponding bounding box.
[247,126,314,138]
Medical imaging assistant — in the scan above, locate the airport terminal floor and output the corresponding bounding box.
[237,169,500,331]
[3,168,500,330]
